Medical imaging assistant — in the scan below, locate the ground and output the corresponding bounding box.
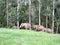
[0,28,60,45]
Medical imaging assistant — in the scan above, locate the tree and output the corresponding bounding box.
[55,7,60,33]
[41,0,52,28]
[17,0,20,29]
[45,6,51,28]
[28,0,31,30]
[52,0,55,33]
[5,0,8,28]
[56,20,60,33]
[38,0,41,25]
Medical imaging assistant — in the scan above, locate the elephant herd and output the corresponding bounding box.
[12,23,53,33]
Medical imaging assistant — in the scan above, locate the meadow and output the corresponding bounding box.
[0,28,60,45]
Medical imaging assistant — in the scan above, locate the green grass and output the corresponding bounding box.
[0,28,60,45]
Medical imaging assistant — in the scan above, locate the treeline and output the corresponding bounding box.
[0,0,60,33]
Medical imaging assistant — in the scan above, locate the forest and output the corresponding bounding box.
[0,0,60,33]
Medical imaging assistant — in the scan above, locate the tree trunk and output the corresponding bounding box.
[31,6,34,24]
[56,24,59,33]
[6,0,8,28]
[2,22,4,27]
[46,16,48,28]
[52,0,55,33]
[29,0,31,30]
[46,6,49,28]
[39,0,41,25]
[17,0,20,29]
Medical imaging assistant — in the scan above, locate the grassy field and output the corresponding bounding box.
[0,28,60,45]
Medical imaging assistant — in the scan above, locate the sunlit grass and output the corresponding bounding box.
[0,28,60,45]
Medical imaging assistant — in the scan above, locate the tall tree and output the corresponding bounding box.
[45,6,51,28]
[6,0,8,28]
[52,0,55,33]
[29,0,31,30]
[46,6,48,28]
[38,0,41,25]
[16,0,20,29]
[42,0,51,28]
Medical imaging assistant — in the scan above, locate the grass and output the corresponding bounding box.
[0,28,60,45]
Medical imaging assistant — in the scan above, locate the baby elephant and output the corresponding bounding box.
[43,28,53,33]
[20,23,31,30]
[32,25,44,31]
[12,26,17,29]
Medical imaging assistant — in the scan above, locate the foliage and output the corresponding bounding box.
[0,0,60,32]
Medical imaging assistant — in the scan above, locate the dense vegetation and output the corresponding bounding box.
[0,0,60,33]
[0,28,60,45]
